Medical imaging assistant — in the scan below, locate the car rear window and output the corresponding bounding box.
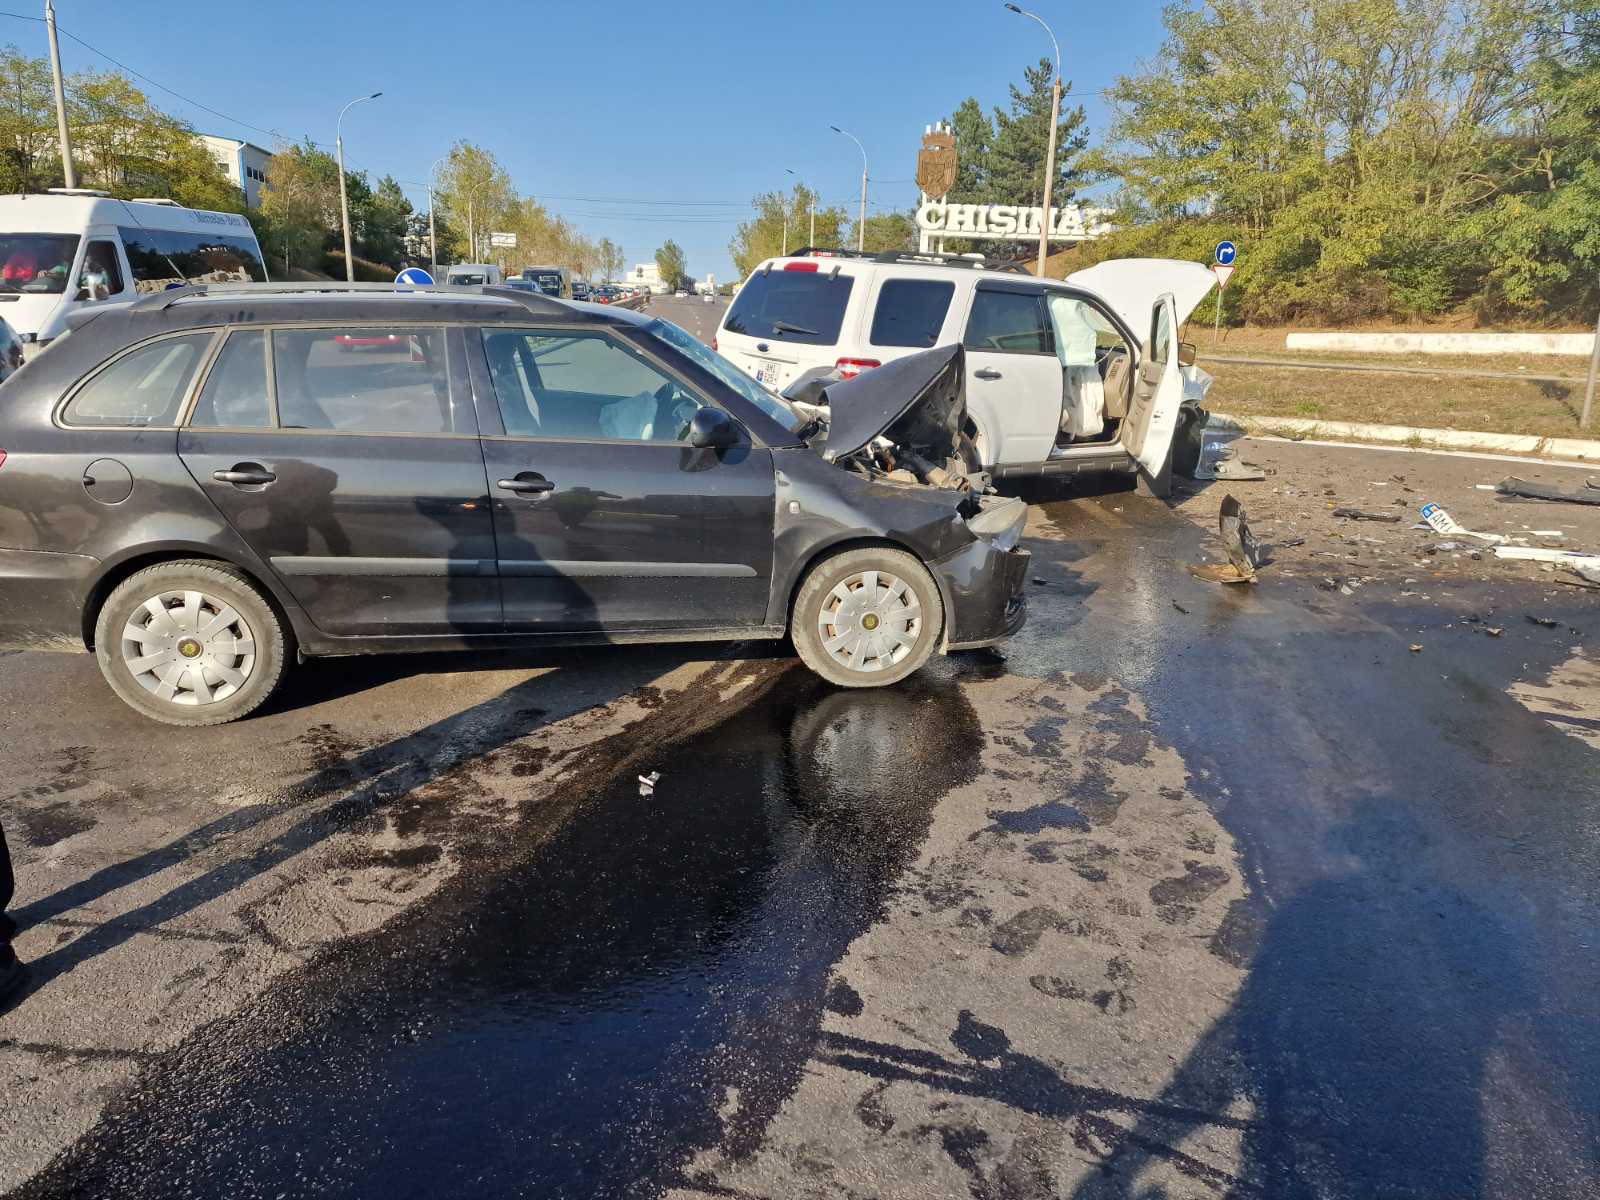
[62,333,213,427]
[869,279,955,348]
[722,269,854,346]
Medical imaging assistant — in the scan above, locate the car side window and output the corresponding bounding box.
[272,327,459,434]
[480,328,703,443]
[1151,300,1174,366]
[870,279,956,348]
[79,240,124,300]
[190,330,270,428]
[963,290,1053,355]
[62,333,213,427]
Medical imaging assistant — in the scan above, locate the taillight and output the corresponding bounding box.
[0,449,7,470]
[711,337,718,352]
[835,358,880,380]
[783,261,819,272]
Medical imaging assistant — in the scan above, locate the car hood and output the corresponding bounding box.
[1065,258,1216,336]
[813,343,965,461]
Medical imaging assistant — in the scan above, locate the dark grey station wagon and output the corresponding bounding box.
[0,283,1028,724]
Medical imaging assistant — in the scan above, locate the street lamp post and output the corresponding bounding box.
[427,154,447,273]
[783,167,800,255]
[831,126,868,252]
[335,92,382,283]
[1005,4,1061,276]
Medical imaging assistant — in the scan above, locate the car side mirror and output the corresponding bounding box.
[1178,341,1197,367]
[687,406,739,449]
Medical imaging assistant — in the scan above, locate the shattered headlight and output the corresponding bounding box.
[964,496,1028,552]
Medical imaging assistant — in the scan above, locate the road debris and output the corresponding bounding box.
[1497,477,1600,507]
[1332,507,1402,523]
[1190,494,1261,584]
[1492,546,1600,569]
[1409,643,1424,653]
[1421,502,1510,544]
[1172,600,1191,614]
[638,771,661,797]
[1527,615,1560,628]
[1483,626,1505,637]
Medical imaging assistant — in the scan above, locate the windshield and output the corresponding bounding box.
[643,317,804,433]
[0,233,80,295]
[528,271,563,294]
[448,272,486,285]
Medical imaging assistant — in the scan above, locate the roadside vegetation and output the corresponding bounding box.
[1060,0,1599,328]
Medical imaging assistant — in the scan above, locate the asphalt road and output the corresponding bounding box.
[2,300,1598,1197]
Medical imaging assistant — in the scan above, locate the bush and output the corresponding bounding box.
[321,251,396,283]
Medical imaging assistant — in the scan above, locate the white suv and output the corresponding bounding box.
[716,251,1216,491]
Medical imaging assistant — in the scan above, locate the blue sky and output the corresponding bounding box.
[15,0,1170,281]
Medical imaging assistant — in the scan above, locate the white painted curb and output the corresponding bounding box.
[1208,413,1600,464]
[1285,331,1593,357]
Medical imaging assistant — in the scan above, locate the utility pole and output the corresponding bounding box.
[1006,4,1061,276]
[336,92,382,282]
[44,0,76,189]
[427,155,446,273]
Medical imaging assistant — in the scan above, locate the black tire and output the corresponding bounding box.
[93,560,289,727]
[790,547,944,688]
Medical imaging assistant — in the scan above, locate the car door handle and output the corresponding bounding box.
[975,368,1002,380]
[497,474,555,495]
[213,465,276,486]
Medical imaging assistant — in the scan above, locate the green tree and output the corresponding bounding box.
[257,140,339,274]
[1081,0,1588,322]
[0,46,58,192]
[655,238,688,289]
[851,211,917,254]
[729,183,848,275]
[985,58,1090,209]
[438,141,514,262]
[360,174,413,265]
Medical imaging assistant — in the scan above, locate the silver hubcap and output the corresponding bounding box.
[817,569,922,673]
[120,589,256,706]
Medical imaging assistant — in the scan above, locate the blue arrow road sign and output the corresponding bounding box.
[1215,241,1237,266]
[395,267,434,285]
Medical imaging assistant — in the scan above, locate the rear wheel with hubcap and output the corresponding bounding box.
[94,561,289,726]
[791,547,943,688]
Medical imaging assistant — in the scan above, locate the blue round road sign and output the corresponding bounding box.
[1215,241,1237,266]
[395,267,434,286]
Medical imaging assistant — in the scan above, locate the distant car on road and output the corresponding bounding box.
[445,263,503,286]
[675,289,688,299]
[520,265,571,299]
[571,280,591,302]
[0,281,1028,723]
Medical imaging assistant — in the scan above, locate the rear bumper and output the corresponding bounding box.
[933,538,1030,651]
[0,547,97,651]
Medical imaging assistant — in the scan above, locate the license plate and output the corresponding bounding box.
[754,362,781,386]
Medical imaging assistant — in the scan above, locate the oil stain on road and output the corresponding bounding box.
[17,669,984,1199]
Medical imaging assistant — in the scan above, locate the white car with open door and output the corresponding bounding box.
[722,251,1214,495]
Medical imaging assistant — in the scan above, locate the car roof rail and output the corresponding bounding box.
[784,246,1032,274]
[128,280,572,315]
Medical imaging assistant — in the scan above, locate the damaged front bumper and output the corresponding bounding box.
[937,496,1031,650]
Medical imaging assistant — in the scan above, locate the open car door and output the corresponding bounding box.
[1120,293,1184,492]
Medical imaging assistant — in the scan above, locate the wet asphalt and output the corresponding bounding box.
[2,300,1598,1196]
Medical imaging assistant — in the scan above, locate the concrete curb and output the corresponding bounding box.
[1208,413,1600,464]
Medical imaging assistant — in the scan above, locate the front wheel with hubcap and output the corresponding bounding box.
[94,561,289,726]
[791,547,944,688]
